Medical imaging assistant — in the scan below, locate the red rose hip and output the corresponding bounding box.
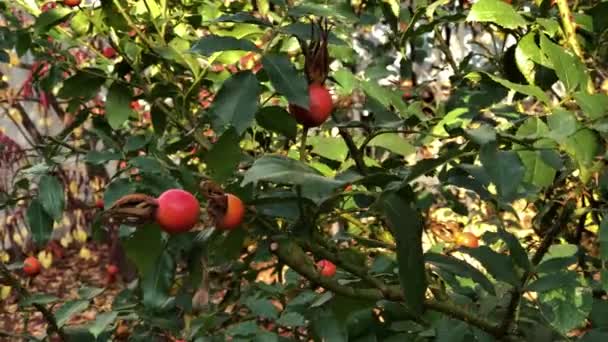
[155,189,200,234]
[217,194,245,230]
[23,256,41,276]
[289,83,333,127]
[63,0,81,7]
[316,259,336,277]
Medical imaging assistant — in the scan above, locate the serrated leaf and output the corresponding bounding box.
[276,312,307,327]
[34,8,71,34]
[547,109,577,143]
[262,54,309,110]
[368,133,415,157]
[85,151,121,165]
[425,252,495,295]
[484,73,551,104]
[190,35,260,56]
[465,124,496,145]
[461,246,519,285]
[527,272,578,292]
[129,156,163,174]
[58,69,106,99]
[244,297,279,319]
[497,230,531,271]
[26,198,53,247]
[379,190,426,314]
[103,178,134,209]
[480,144,525,201]
[20,293,60,307]
[88,312,118,338]
[308,136,348,161]
[55,300,90,327]
[241,155,348,203]
[205,128,242,182]
[210,71,260,135]
[574,92,608,120]
[515,117,556,188]
[466,0,527,29]
[255,106,298,139]
[142,250,175,310]
[226,320,259,337]
[106,83,134,129]
[38,175,65,220]
[540,35,589,93]
[123,224,163,276]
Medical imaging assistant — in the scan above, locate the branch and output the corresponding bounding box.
[497,199,575,336]
[270,237,504,337]
[337,127,368,176]
[0,262,66,341]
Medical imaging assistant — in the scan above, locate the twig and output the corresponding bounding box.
[270,237,505,338]
[496,200,575,336]
[0,262,67,341]
[299,126,309,162]
[338,127,368,175]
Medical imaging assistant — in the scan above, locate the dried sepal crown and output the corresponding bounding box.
[299,17,332,85]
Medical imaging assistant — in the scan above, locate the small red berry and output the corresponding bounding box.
[23,256,41,276]
[155,189,200,234]
[289,83,333,127]
[102,47,116,59]
[316,259,336,277]
[63,0,81,7]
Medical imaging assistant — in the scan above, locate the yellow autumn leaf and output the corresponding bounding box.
[79,247,92,260]
[61,234,73,248]
[73,229,87,243]
[37,250,53,269]
[0,286,11,300]
[0,251,9,263]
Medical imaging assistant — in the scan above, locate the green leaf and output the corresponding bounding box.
[210,71,261,135]
[123,224,163,276]
[38,174,65,220]
[88,312,118,338]
[368,133,416,157]
[26,198,53,247]
[574,92,608,120]
[103,178,134,209]
[19,293,60,307]
[308,136,348,162]
[310,308,347,342]
[58,69,106,99]
[85,151,121,165]
[241,155,348,203]
[34,8,71,34]
[255,106,298,139]
[360,80,409,117]
[516,32,550,68]
[55,300,90,327]
[213,12,272,26]
[244,297,279,319]
[599,216,608,262]
[78,286,104,300]
[105,82,134,129]
[466,0,527,29]
[425,252,495,294]
[515,36,537,84]
[378,190,426,314]
[261,54,309,110]
[226,320,259,337]
[465,124,496,145]
[190,35,260,56]
[484,73,551,104]
[129,156,163,174]
[540,35,589,93]
[480,144,525,201]
[515,117,556,188]
[461,246,519,285]
[497,230,531,271]
[142,250,175,310]
[276,312,307,327]
[204,128,242,182]
[527,271,578,292]
[547,109,577,143]
[124,135,148,153]
[70,10,90,35]
[539,286,592,334]
[563,128,600,172]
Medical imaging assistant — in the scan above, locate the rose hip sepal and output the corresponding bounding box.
[201,181,245,230]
